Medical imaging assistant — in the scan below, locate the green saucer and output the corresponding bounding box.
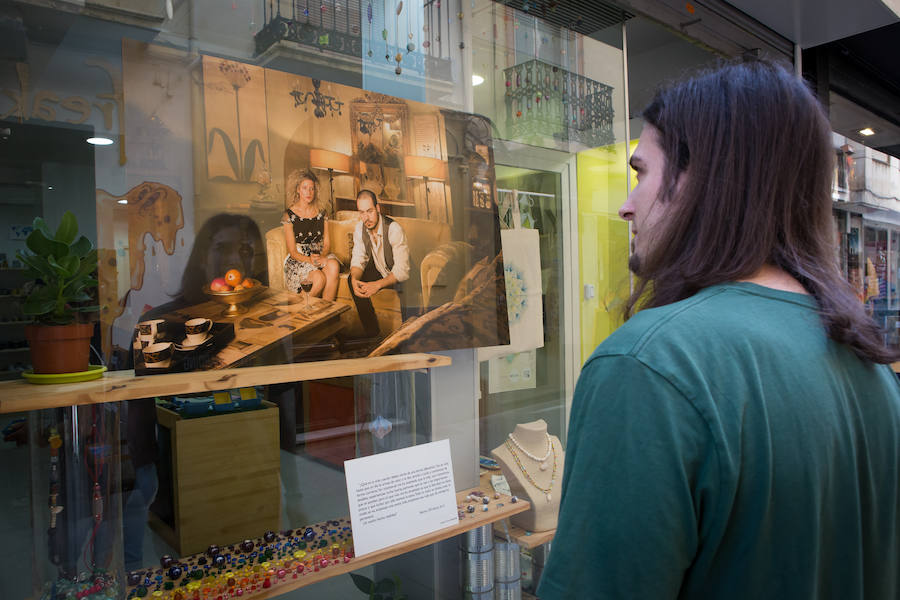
[22,364,107,385]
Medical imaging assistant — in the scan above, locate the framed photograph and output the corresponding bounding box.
[349,97,410,204]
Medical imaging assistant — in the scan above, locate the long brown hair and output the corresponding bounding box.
[627,58,898,364]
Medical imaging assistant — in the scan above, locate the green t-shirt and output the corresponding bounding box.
[538,282,900,599]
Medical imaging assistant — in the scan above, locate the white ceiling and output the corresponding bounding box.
[725,0,899,48]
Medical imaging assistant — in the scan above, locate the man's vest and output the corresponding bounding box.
[362,214,394,272]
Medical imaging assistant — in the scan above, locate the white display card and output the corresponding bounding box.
[344,439,459,557]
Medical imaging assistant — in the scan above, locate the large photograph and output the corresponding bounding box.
[125,53,508,373]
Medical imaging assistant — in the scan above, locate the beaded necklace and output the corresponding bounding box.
[504,438,557,503]
[507,432,552,470]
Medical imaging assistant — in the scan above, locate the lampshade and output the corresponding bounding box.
[310,148,350,173]
[404,155,448,181]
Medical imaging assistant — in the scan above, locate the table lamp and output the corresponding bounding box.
[404,155,448,220]
[310,148,351,216]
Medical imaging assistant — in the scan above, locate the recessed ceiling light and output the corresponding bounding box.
[87,137,114,146]
[472,74,484,86]
[118,199,128,204]
[859,127,875,136]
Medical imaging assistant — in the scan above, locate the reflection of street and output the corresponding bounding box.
[163,289,348,368]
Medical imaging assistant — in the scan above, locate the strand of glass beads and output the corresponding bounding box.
[507,431,552,469]
[504,438,557,503]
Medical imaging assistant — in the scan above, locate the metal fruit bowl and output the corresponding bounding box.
[202,279,266,316]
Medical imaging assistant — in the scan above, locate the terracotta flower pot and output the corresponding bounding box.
[25,323,94,374]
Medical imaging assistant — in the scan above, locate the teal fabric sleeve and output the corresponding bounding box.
[538,354,719,600]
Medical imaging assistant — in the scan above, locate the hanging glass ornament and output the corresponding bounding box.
[423,40,430,48]
[457,11,463,19]
[407,42,415,52]
[395,52,403,62]
[367,1,374,57]
[395,66,402,75]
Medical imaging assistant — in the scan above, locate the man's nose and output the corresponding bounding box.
[618,197,634,221]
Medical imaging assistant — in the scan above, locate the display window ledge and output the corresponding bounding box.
[127,486,529,599]
[0,353,451,414]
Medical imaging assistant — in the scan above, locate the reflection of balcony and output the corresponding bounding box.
[255,12,362,60]
[504,59,614,149]
[254,0,452,84]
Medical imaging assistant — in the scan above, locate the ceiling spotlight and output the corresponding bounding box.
[118,199,128,204]
[859,127,875,136]
[472,74,484,86]
[87,137,114,146]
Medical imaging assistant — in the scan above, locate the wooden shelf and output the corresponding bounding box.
[494,521,555,550]
[0,346,28,353]
[0,353,452,414]
[128,487,529,599]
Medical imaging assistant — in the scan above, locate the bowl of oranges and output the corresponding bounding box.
[202,269,265,316]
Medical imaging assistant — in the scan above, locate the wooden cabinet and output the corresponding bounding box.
[151,401,281,555]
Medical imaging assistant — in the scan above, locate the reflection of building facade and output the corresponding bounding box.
[2,0,900,598]
[832,139,900,347]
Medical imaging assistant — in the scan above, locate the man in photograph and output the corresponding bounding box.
[349,189,410,338]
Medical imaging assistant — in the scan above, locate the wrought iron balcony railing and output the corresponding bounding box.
[503,59,615,149]
[254,0,452,81]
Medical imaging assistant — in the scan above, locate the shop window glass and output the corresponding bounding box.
[0,1,627,599]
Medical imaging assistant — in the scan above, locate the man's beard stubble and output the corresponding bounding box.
[628,253,642,275]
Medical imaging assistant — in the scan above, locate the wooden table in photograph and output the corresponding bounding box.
[161,289,350,368]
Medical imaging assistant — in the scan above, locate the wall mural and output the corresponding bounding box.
[203,59,270,183]
[98,182,184,361]
[128,52,508,374]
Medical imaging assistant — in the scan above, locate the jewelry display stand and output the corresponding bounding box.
[490,419,564,532]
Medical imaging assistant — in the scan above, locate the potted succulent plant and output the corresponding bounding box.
[16,211,99,374]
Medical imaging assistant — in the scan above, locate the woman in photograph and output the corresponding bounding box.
[281,169,341,300]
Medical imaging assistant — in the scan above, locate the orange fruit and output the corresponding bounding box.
[241,278,255,288]
[224,269,243,286]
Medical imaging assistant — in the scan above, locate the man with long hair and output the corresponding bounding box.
[539,59,900,599]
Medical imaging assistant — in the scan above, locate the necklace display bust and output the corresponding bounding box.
[491,419,564,532]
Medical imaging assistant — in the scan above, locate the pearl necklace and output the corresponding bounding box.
[507,432,552,470]
[504,438,557,503]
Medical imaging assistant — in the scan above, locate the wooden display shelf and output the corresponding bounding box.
[494,521,555,550]
[0,353,451,414]
[129,487,529,599]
